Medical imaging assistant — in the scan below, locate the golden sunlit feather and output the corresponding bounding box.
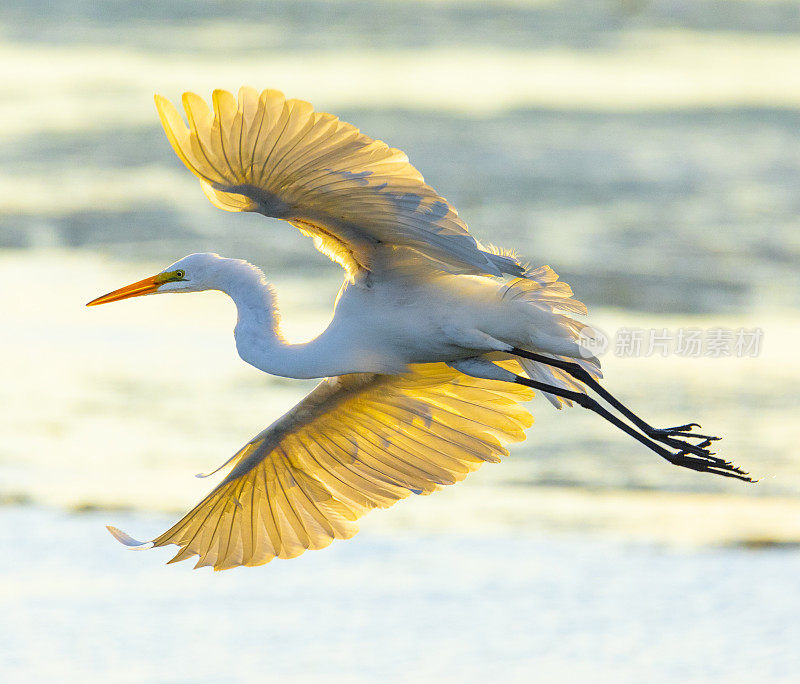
[146,363,532,570]
[155,87,528,279]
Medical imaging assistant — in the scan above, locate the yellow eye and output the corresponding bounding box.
[175,270,186,279]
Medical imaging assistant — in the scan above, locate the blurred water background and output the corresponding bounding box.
[2,1,800,681]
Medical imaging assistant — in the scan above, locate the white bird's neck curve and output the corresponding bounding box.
[215,259,350,379]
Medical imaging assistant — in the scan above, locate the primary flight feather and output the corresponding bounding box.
[155,87,525,279]
[90,87,751,571]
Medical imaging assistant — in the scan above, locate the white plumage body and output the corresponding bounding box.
[223,261,585,379]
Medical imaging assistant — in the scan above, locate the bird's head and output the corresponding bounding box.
[86,252,226,306]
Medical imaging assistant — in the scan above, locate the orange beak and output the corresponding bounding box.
[86,274,165,306]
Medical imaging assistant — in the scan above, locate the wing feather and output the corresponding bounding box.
[293,432,403,508]
[110,363,533,570]
[156,88,529,278]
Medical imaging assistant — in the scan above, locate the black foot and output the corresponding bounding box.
[650,423,719,440]
[645,422,722,457]
[511,374,753,483]
[665,450,754,482]
[655,423,700,434]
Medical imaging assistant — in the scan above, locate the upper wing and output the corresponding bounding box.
[108,363,533,570]
[155,87,527,278]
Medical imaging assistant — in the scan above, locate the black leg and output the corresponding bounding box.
[511,374,752,482]
[510,348,720,457]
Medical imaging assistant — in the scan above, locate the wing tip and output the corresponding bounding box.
[153,92,176,118]
[106,525,154,550]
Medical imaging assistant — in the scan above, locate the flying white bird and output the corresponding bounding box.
[88,87,750,570]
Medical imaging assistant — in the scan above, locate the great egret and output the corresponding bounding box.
[88,88,750,570]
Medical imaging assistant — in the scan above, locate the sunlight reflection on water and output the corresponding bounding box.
[3,1,800,679]
[2,506,799,683]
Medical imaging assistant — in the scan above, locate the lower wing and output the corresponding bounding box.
[108,362,533,570]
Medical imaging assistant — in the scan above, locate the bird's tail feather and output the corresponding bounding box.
[500,265,602,408]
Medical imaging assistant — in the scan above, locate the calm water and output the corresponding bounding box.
[3,0,800,681]
[3,506,800,683]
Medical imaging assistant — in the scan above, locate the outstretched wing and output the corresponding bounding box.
[155,87,527,278]
[108,363,533,570]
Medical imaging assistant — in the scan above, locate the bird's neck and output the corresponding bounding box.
[220,261,350,379]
